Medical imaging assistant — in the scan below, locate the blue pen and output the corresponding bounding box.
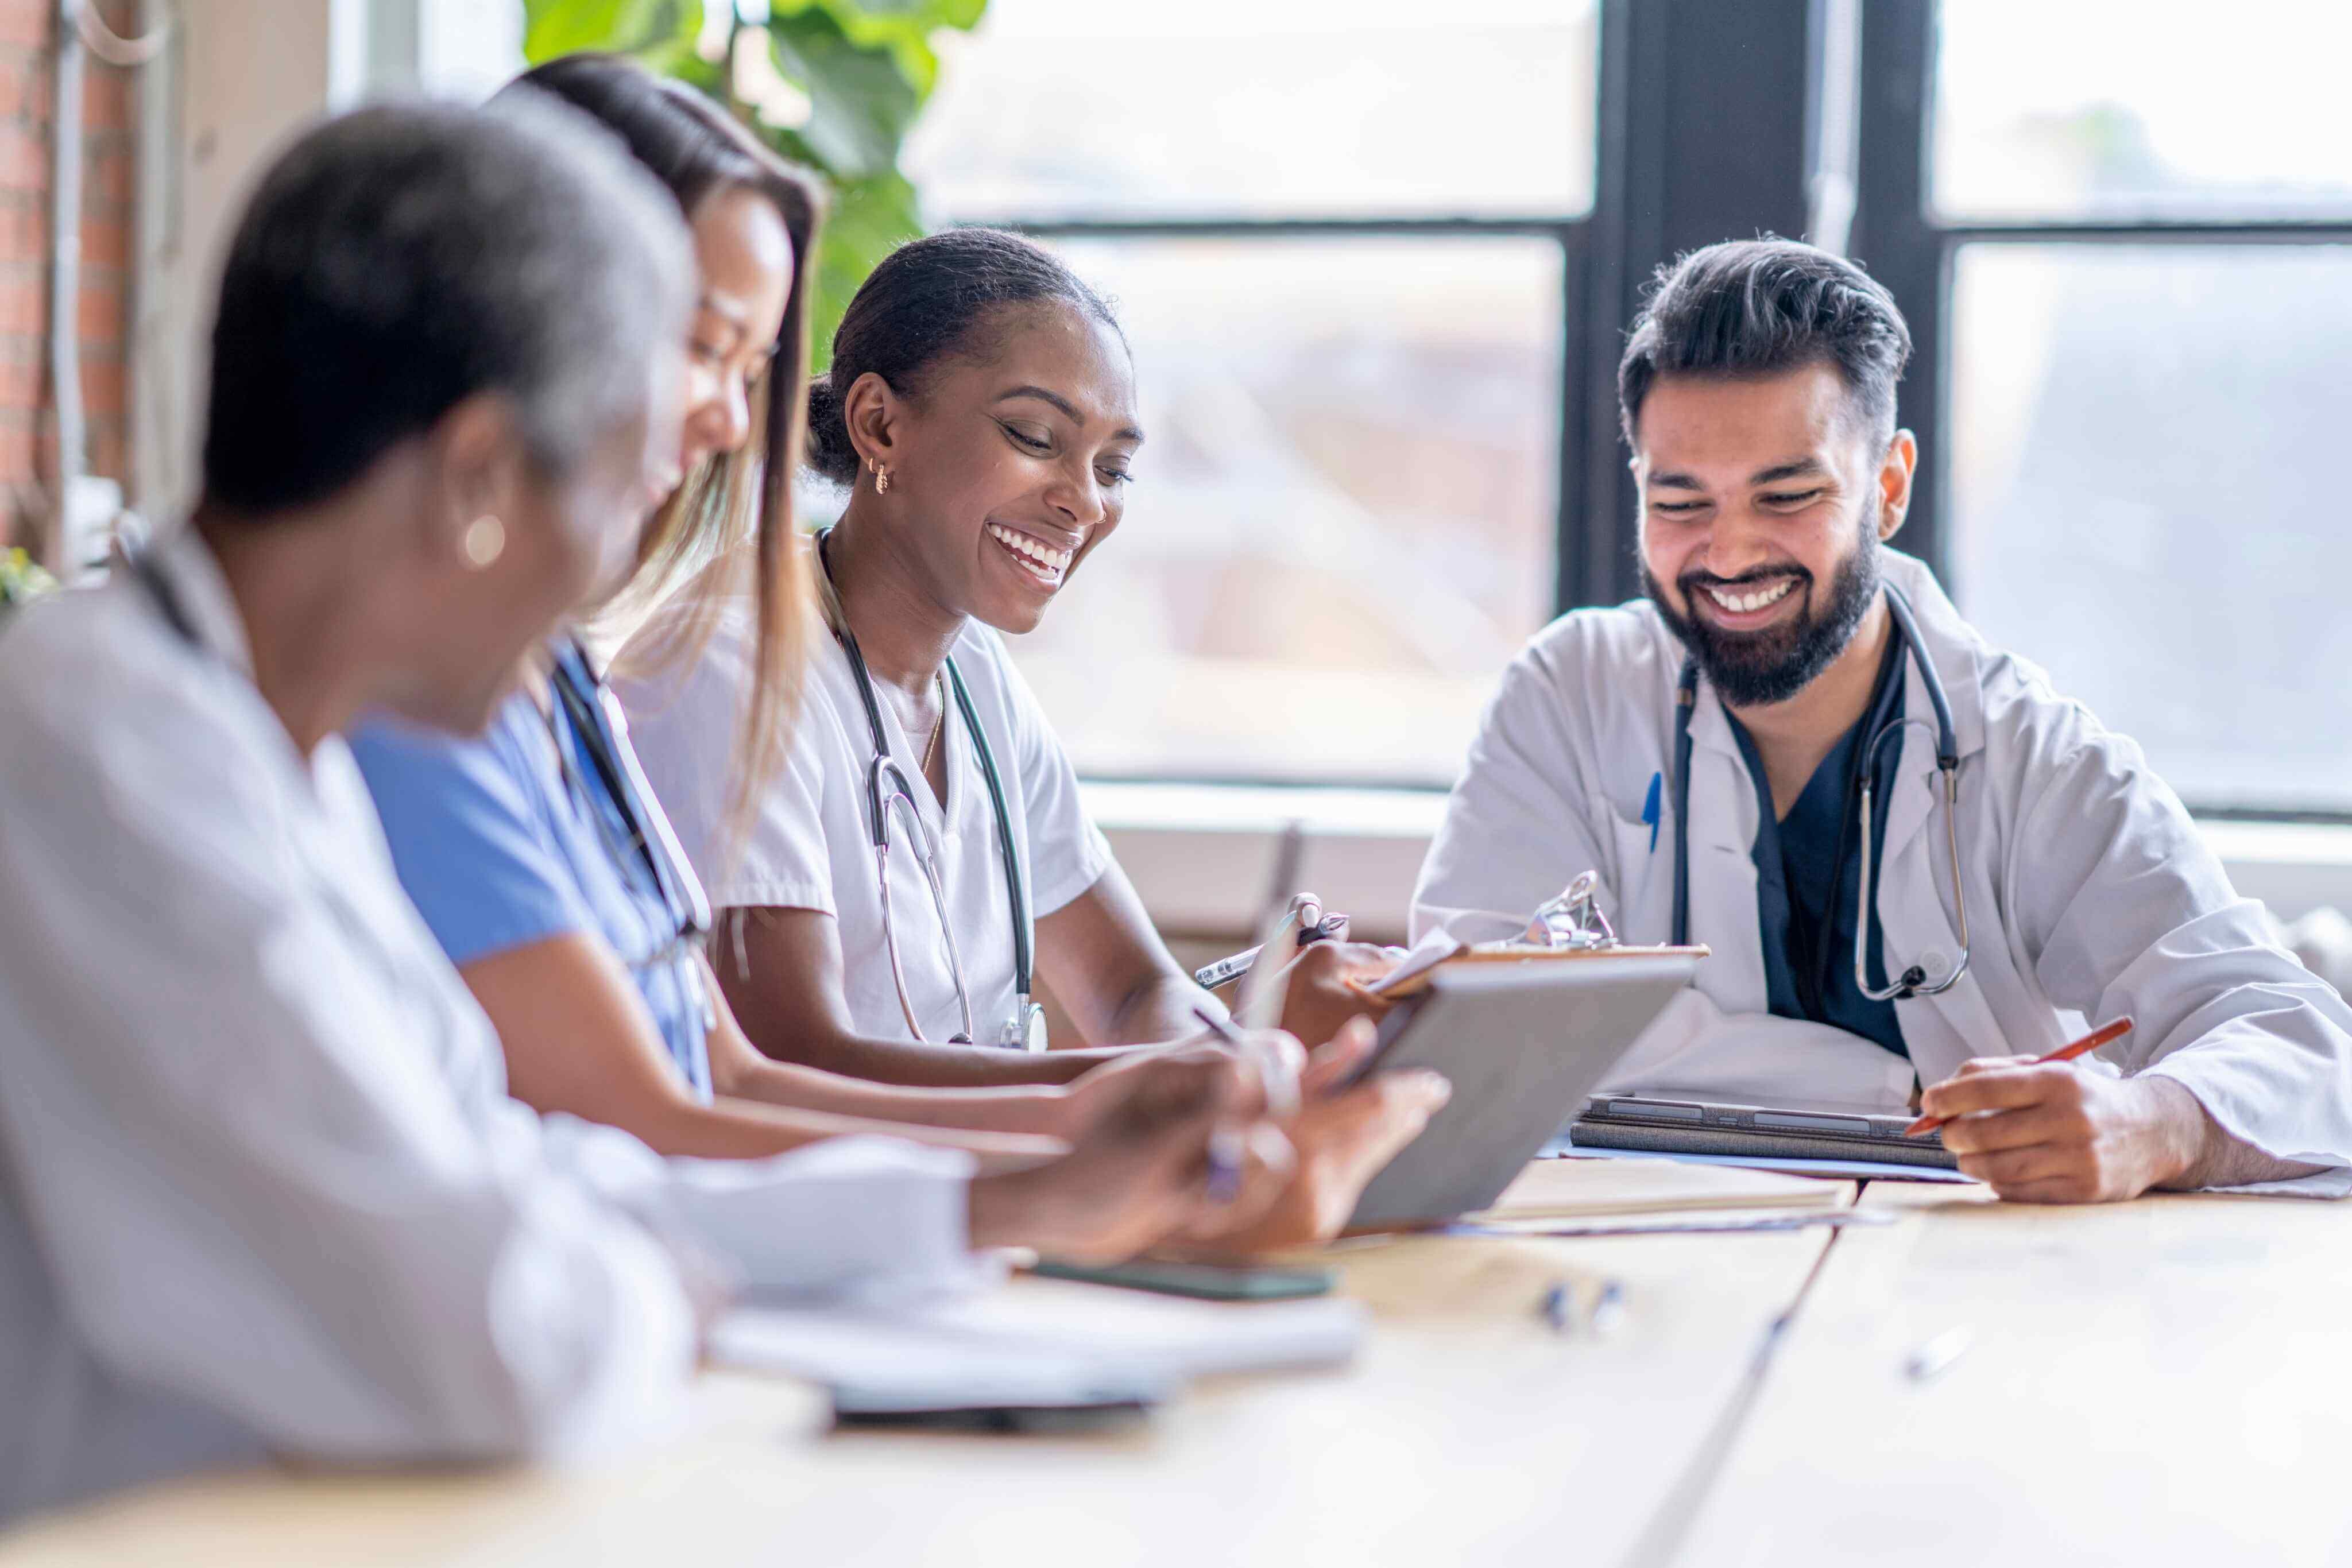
[1641,772,1663,853]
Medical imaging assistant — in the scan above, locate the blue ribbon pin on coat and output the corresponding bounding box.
[1642,772,1662,854]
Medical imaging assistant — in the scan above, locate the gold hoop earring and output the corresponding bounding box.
[873,459,891,495]
[462,514,505,569]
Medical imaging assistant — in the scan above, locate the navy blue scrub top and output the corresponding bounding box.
[1722,629,1910,1060]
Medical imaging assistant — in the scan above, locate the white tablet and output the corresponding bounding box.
[1343,954,1697,1231]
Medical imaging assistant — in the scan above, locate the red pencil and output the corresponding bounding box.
[1903,1016,2135,1137]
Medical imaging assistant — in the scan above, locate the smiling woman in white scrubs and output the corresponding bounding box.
[624,227,1448,1245]
[0,103,1287,1523]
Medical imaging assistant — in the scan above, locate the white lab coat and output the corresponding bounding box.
[1414,551,2352,1171]
[0,532,987,1523]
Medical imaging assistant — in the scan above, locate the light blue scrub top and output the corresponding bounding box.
[347,654,714,1100]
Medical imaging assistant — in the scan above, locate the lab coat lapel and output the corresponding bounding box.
[1871,558,2007,1066]
[1682,683,1770,1014]
[1874,557,1989,871]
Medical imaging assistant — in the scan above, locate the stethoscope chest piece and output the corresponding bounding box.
[1002,999,1049,1053]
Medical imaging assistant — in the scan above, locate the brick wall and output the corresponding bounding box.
[0,1,136,552]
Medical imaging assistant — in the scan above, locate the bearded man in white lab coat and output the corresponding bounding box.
[1414,238,2352,1202]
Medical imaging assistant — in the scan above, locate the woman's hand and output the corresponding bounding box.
[1052,1024,1305,1140]
[967,1046,1294,1263]
[1183,1017,1452,1254]
[1271,941,1400,1050]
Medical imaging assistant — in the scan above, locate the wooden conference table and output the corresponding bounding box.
[5,1163,2347,1568]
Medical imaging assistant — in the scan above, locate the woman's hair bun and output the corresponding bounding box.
[802,370,859,487]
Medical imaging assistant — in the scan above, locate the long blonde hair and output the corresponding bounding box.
[512,54,822,837]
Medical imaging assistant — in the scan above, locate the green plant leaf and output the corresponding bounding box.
[516,0,987,388]
[762,11,919,182]
[523,0,665,61]
[807,171,922,371]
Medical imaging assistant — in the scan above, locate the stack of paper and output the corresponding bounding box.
[1476,1154,1844,1221]
[709,1277,1365,1413]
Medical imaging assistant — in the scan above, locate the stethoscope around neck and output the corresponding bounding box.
[1669,583,1971,1003]
[814,527,1045,1051]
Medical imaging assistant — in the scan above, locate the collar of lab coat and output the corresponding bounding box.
[1678,551,1982,753]
[1676,549,1986,855]
[147,525,258,679]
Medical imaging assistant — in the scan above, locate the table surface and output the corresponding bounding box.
[2,1161,2338,1568]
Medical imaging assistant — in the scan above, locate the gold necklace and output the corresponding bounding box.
[920,673,947,775]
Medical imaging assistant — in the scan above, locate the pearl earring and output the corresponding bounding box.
[462,514,505,568]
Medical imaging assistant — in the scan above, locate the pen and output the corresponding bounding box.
[1191,908,1347,992]
[1190,1005,1285,1203]
[1191,1004,1298,1120]
[1902,1325,1974,1384]
[1538,1277,1625,1335]
[1902,1016,2135,1136]
[1538,1281,1572,1333]
[1588,1278,1627,1336]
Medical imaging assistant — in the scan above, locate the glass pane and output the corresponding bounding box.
[1007,237,1562,785]
[1949,245,2352,814]
[1935,1,2352,221]
[904,0,1597,221]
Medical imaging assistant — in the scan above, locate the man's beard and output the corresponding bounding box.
[1646,518,1882,709]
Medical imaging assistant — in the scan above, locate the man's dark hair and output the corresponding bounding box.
[803,226,1124,486]
[202,96,690,515]
[1617,238,1913,450]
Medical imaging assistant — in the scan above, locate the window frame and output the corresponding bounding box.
[1851,2,2352,823]
[966,0,1827,687]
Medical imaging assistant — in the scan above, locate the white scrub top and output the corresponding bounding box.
[1413,551,2352,1176]
[619,590,1110,1046]
[0,532,987,1523]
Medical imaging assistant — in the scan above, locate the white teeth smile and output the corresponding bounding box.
[985,522,1073,582]
[1704,578,1798,615]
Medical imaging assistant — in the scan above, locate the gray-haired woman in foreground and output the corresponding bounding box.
[0,100,1286,1523]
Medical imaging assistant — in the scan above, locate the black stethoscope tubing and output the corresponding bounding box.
[546,637,713,975]
[1669,583,1965,1001]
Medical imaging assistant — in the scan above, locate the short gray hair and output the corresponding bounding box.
[202,95,692,512]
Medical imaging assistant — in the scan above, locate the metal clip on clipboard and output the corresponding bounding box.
[1370,871,1708,1001]
[1525,870,1618,950]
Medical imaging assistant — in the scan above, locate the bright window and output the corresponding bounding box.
[1933,0,2352,221]
[904,0,1595,786]
[1948,243,2352,815]
[1016,236,1562,784]
[904,0,1599,221]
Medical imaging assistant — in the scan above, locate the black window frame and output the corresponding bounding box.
[981,0,1823,761]
[1851,2,2352,823]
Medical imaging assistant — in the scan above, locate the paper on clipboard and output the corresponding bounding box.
[1364,927,1466,997]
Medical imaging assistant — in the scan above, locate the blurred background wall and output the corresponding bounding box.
[0,0,136,553]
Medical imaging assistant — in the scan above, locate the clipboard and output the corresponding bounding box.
[1368,940,1709,1001]
[1361,870,1707,1002]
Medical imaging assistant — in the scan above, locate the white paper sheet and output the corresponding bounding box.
[709,1277,1367,1411]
